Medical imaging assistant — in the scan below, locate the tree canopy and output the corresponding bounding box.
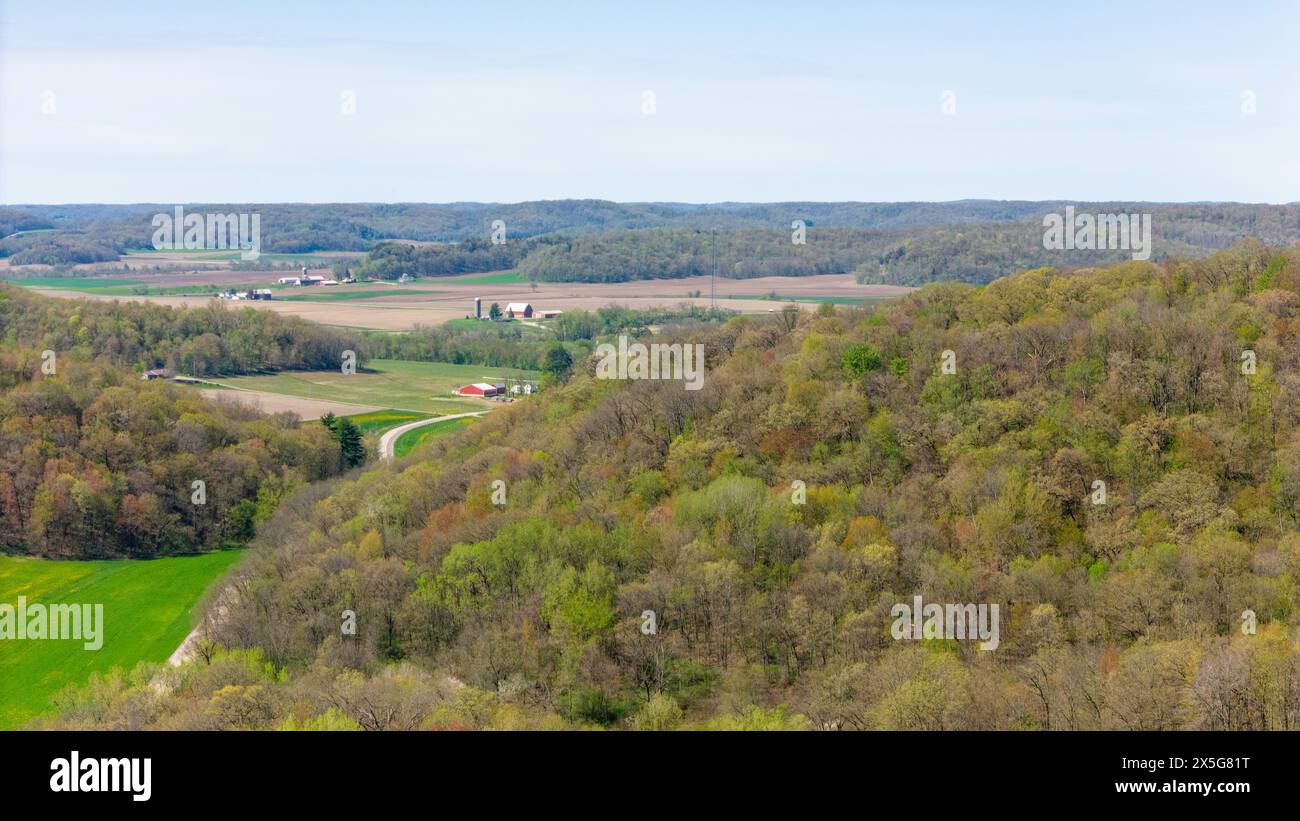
[38,240,1300,730]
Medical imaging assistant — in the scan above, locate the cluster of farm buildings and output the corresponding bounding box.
[217,288,274,300]
[473,298,561,321]
[276,274,353,287]
[455,379,539,398]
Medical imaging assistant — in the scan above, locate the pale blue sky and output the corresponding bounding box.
[2,0,1297,203]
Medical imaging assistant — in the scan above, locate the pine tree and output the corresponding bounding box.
[337,417,366,467]
[542,343,573,381]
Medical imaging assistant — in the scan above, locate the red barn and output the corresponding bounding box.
[456,383,498,397]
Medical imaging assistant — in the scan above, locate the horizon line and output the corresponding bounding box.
[7,198,1300,208]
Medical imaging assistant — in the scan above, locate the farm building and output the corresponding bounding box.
[505,302,533,318]
[537,309,562,319]
[141,368,173,381]
[277,277,301,286]
[456,383,499,397]
[219,289,274,301]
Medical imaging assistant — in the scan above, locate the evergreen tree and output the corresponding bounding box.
[337,417,366,467]
[542,343,573,382]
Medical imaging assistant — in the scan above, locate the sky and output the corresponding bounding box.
[2,0,1298,204]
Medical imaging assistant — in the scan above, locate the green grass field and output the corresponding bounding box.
[2,276,150,292]
[444,316,551,335]
[211,359,537,414]
[446,270,529,286]
[1,276,281,298]
[2,275,464,302]
[344,408,430,435]
[277,287,445,302]
[122,249,346,263]
[731,294,888,306]
[393,415,479,457]
[0,551,243,729]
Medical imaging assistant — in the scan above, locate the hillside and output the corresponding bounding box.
[39,240,1300,730]
[0,286,375,559]
[0,354,352,559]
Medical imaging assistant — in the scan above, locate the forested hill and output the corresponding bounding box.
[44,240,1300,730]
[14,199,1300,242]
[0,207,55,238]
[0,288,366,560]
[0,199,1140,243]
[0,355,348,559]
[0,286,368,560]
[7,200,1300,286]
[0,283,359,376]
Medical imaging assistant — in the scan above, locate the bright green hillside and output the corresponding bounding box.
[0,551,242,729]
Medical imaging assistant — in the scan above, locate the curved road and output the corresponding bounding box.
[378,411,487,459]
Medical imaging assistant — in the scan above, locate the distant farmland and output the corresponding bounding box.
[9,269,911,331]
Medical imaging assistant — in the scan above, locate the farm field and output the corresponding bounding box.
[121,250,355,264]
[0,551,244,729]
[0,275,155,294]
[447,271,530,286]
[276,288,444,303]
[393,415,479,457]
[0,274,285,298]
[199,387,380,420]
[345,409,431,435]
[207,359,534,414]
[0,248,362,277]
[731,293,891,306]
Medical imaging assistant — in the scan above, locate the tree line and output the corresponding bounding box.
[9,200,1300,283]
[0,284,361,376]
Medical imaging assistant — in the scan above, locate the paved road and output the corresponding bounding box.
[378,411,487,459]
